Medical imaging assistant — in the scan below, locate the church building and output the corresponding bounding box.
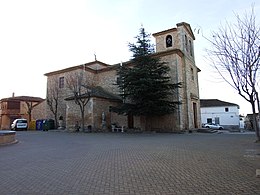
[44,22,201,132]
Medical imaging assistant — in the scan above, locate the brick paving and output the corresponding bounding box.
[0,131,259,195]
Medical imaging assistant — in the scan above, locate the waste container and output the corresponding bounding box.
[29,120,36,130]
[36,119,44,130]
[43,119,55,131]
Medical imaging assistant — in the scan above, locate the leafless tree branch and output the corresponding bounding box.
[205,6,260,140]
[66,71,92,131]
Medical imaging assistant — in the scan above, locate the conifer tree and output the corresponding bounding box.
[116,27,181,117]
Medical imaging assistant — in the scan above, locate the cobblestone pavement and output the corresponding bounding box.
[0,131,259,195]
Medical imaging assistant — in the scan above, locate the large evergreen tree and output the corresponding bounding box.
[115,27,181,117]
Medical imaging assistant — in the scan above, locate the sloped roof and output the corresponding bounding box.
[91,86,121,100]
[65,86,121,101]
[44,60,112,76]
[177,22,195,40]
[1,96,44,102]
[200,99,239,108]
[153,22,195,40]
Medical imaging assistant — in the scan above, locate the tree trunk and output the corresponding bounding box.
[54,114,58,129]
[28,113,32,123]
[250,101,260,141]
[81,108,85,132]
[256,92,260,140]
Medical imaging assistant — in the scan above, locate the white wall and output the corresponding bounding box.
[201,106,239,126]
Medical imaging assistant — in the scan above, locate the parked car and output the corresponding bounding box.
[11,119,28,130]
[204,123,224,130]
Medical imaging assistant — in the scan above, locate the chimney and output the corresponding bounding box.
[12,92,15,97]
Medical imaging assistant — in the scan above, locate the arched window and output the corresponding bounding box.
[166,35,172,48]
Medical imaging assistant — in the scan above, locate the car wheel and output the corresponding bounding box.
[219,127,223,130]
[206,126,210,128]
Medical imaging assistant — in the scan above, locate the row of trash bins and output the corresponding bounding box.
[33,119,55,131]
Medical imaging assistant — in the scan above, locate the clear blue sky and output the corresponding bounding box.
[0,0,259,115]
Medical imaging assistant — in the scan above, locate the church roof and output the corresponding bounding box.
[200,99,239,108]
[44,60,112,76]
[152,22,195,40]
[91,86,121,100]
[65,86,121,101]
[177,22,195,40]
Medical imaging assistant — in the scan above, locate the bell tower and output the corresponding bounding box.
[152,22,200,131]
[152,22,195,58]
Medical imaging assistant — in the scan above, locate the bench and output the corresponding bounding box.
[112,125,124,132]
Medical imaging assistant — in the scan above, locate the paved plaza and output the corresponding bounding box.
[0,131,259,195]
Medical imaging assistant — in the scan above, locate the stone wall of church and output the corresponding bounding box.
[46,73,70,126]
[157,54,184,131]
[95,69,120,94]
[32,100,47,120]
[65,98,93,131]
[46,68,96,127]
[65,97,128,132]
[92,98,127,131]
[154,29,181,53]
[157,49,200,130]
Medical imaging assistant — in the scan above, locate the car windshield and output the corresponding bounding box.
[17,120,27,124]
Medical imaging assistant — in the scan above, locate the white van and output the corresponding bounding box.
[11,119,28,130]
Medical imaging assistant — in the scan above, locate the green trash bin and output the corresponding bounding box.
[43,119,55,131]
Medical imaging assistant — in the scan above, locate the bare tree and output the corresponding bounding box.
[46,79,60,128]
[25,101,41,123]
[66,71,92,132]
[206,7,260,141]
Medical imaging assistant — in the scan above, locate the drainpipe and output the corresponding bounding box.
[175,58,181,131]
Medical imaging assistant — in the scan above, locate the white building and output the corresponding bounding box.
[200,99,240,129]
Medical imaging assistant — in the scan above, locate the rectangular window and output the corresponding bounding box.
[191,67,194,80]
[7,101,20,109]
[189,40,193,56]
[207,118,212,124]
[225,107,229,112]
[59,77,64,88]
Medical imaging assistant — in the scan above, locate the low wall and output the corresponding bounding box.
[0,131,17,145]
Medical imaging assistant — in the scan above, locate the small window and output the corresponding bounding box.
[207,118,212,124]
[189,40,193,56]
[191,67,194,80]
[185,35,188,51]
[59,77,64,88]
[225,107,229,112]
[166,35,172,47]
